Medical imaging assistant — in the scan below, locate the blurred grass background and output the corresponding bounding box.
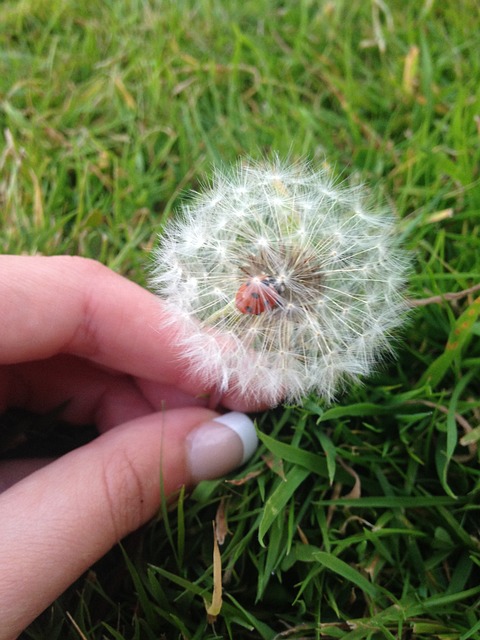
[1,0,480,638]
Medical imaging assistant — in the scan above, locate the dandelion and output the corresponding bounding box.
[151,158,409,405]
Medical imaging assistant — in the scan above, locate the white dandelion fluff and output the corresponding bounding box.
[151,158,409,405]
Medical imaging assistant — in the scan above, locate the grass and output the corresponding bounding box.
[1,0,480,637]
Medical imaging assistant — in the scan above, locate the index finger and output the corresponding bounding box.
[0,255,266,411]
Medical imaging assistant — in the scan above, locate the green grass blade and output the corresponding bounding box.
[258,465,310,545]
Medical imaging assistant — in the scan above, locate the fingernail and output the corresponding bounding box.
[187,412,258,482]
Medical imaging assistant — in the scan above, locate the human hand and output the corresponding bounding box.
[0,256,261,639]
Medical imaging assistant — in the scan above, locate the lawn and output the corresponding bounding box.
[1,0,480,638]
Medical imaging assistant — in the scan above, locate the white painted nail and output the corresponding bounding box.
[187,412,258,482]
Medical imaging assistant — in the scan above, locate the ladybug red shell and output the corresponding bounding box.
[235,275,282,315]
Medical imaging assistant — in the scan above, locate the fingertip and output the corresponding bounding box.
[217,388,280,413]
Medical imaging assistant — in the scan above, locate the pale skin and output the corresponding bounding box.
[0,256,266,639]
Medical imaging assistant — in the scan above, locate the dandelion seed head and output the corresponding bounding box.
[151,158,410,404]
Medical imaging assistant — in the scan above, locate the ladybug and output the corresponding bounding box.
[235,274,283,315]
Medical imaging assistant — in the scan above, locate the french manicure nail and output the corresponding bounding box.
[187,412,258,482]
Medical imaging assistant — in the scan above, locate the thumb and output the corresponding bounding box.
[0,407,258,639]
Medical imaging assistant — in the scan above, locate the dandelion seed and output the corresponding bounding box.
[151,158,410,405]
